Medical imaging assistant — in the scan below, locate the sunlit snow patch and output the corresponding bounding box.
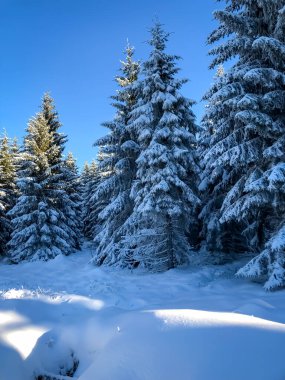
[154,309,285,330]
[0,311,47,358]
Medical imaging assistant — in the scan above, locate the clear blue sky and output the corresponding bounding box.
[0,0,224,168]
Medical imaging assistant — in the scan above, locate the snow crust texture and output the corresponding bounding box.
[1,249,285,380]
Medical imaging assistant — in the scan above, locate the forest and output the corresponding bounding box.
[1,1,285,380]
[1,1,285,292]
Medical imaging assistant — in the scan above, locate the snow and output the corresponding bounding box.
[1,247,285,380]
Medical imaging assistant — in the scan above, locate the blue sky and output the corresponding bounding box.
[0,0,223,168]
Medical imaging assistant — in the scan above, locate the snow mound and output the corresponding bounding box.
[0,249,285,379]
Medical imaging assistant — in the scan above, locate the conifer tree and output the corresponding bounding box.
[8,114,71,261]
[121,23,200,271]
[92,43,140,265]
[81,162,92,238]
[8,97,79,262]
[41,94,82,251]
[203,0,285,289]
[199,63,247,256]
[63,152,82,250]
[41,92,67,165]
[0,131,18,255]
[81,160,101,240]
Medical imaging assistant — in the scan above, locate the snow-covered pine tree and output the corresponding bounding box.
[8,112,74,262]
[81,162,92,238]
[199,62,247,257]
[120,22,200,271]
[41,92,67,165]
[92,43,140,265]
[204,0,285,289]
[0,131,19,256]
[63,152,82,250]
[81,160,101,239]
[42,93,82,251]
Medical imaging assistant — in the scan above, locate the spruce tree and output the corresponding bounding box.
[81,160,101,240]
[81,162,92,238]
[199,62,247,256]
[8,104,77,262]
[92,43,140,265]
[203,0,285,289]
[121,23,200,271]
[0,131,18,256]
[63,152,82,250]
[41,92,67,164]
[42,93,82,251]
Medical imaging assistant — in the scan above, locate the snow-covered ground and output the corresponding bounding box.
[1,245,285,380]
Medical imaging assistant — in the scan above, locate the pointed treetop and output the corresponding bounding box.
[0,130,15,176]
[41,92,62,131]
[90,159,98,171]
[65,152,77,170]
[40,92,67,165]
[25,112,59,172]
[0,131,19,154]
[66,151,75,161]
[0,129,9,146]
[82,161,90,172]
[42,92,56,107]
[42,92,55,112]
[149,21,170,51]
[11,137,19,150]
[116,41,140,88]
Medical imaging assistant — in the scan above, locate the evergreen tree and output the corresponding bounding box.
[81,160,100,239]
[120,23,200,271]
[92,43,140,265]
[199,62,247,256]
[63,152,82,250]
[41,92,67,165]
[8,109,76,262]
[81,162,92,238]
[42,93,82,251]
[203,0,285,289]
[0,131,18,256]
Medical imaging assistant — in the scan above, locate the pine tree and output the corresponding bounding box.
[199,62,247,257]
[120,22,200,271]
[8,110,75,262]
[92,43,140,265]
[81,162,92,238]
[81,160,101,240]
[42,93,82,251]
[0,131,18,256]
[63,152,82,250]
[41,92,67,165]
[203,0,285,288]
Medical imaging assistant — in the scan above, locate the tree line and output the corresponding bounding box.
[1,0,284,290]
